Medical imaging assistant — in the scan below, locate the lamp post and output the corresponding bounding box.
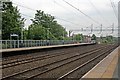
[47,28,50,40]
[21,23,23,40]
[63,30,64,40]
[21,19,26,40]
[63,27,66,40]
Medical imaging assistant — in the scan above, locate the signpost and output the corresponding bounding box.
[10,34,19,48]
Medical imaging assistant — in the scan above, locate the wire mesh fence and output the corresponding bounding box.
[1,40,80,49]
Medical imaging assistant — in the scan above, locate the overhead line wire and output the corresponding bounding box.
[109,0,118,19]
[62,0,101,25]
[55,16,85,27]
[53,0,87,27]
[88,0,110,24]
[21,13,34,18]
[13,2,36,11]
[13,2,85,27]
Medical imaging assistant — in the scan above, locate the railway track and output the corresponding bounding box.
[3,44,100,62]
[2,45,112,79]
[57,46,115,79]
[2,51,65,68]
[2,49,65,65]
[2,44,102,68]
[27,46,114,79]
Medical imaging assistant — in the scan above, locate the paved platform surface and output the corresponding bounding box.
[82,46,119,78]
[1,43,92,53]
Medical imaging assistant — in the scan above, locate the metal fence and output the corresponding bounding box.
[1,40,80,49]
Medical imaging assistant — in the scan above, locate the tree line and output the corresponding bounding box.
[3,2,116,44]
[2,2,67,40]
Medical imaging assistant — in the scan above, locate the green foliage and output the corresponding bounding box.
[73,34,83,41]
[31,10,55,28]
[100,35,114,44]
[27,24,56,40]
[91,34,96,40]
[30,10,67,40]
[23,29,28,40]
[2,2,25,40]
[106,35,113,43]
[50,23,67,40]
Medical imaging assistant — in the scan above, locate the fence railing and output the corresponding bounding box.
[1,40,80,49]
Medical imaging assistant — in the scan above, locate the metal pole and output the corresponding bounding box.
[63,30,64,40]
[111,23,114,34]
[111,23,114,43]
[72,32,74,43]
[10,34,12,48]
[98,24,102,35]
[21,24,23,40]
[47,28,50,40]
[47,29,49,40]
[90,24,93,34]
[118,1,120,45]
[46,29,48,40]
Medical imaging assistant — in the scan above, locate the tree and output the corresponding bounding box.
[2,2,25,40]
[73,34,83,41]
[106,35,113,43]
[31,10,67,40]
[50,22,67,40]
[91,34,96,40]
[31,10,55,28]
[27,24,56,40]
[23,28,28,40]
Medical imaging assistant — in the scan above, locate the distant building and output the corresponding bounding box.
[83,35,91,43]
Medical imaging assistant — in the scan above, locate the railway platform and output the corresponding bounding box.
[1,43,95,57]
[82,46,119,79]
[1,43,93,53]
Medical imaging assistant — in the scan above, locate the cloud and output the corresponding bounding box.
[12,0,118,36]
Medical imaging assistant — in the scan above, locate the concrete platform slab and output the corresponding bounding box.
[1,43,92,53]
[82,46,119,78]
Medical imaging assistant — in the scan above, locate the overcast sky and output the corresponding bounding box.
[12,0,119,37]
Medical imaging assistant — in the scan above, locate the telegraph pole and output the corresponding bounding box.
[90,24,93,35]
[111,23,114,34]
[21,19,26,40]
[47,28,50,40]
[63,27,66,40]
[21,23,23,40]
[98,24,102,34]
